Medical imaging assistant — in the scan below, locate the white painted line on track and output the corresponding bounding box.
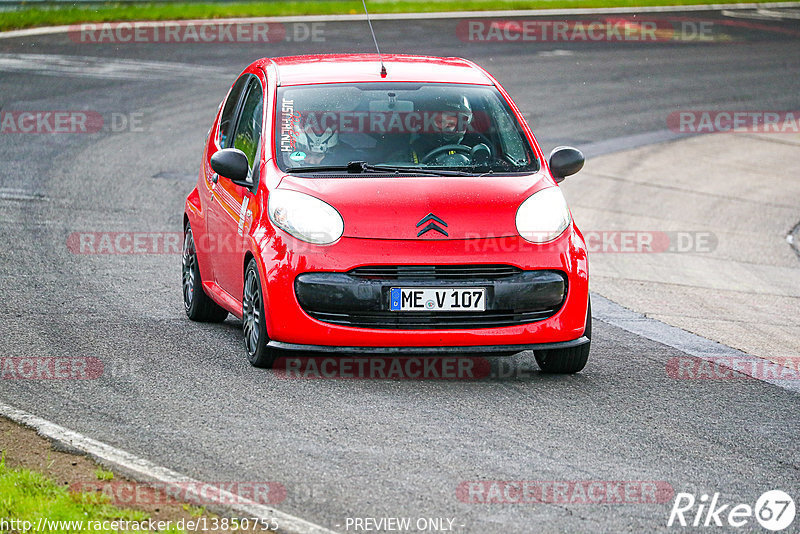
[756,7,800,17]
[592,293,800,394]
[722,6,800,17]
[1,2,799,39]
[0,53,230,79]
[721,8,787,17]
[0,401,339,534]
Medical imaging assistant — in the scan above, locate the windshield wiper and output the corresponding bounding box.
[286,161,477,176]
[347,161,475,176]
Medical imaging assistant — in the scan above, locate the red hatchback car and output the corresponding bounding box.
[183,54,591,373]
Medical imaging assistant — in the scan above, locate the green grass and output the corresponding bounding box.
[1,0,793,32]
[94,468,114,481]
[0,457,182,534]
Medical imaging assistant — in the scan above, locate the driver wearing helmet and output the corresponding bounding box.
[404,95,484,166]
[288,122,355,166]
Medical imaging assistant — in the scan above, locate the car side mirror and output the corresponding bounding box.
[548,146,584,183]
[210,148,251,187]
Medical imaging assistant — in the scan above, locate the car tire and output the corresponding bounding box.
[183,223,229,323]
[242,258,280,368]
[535,299,592,374]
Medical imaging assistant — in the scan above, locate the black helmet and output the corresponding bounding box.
[434,94,473,144]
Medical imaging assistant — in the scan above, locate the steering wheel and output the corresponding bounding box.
[421,144,473,164]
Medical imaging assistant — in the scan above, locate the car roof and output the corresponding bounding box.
[257,54,494,86]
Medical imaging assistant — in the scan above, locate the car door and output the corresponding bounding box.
[207,73,264,299]
[202,74,248,286]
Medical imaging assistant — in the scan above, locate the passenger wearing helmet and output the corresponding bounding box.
[287,122,355,166]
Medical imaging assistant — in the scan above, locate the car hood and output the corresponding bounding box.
[276,173,553,240]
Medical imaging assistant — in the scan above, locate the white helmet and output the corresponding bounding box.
[293,123,338,154]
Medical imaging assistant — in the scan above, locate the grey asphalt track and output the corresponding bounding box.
[0,8,799,533]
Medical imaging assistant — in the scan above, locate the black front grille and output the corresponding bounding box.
[295,268,566,330]
[349,264,521,280]
[305,309,557,329]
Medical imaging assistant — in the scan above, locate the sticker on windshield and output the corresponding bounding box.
[279,97,301,153]
[289,151,306,161]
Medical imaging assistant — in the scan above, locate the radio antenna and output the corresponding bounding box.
[361,0,387,77]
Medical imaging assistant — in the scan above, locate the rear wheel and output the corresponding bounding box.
[535,299,592,374]
[183,223,228,323]
[242,258,280,368]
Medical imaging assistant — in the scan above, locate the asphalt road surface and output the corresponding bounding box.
[1,8,799,533]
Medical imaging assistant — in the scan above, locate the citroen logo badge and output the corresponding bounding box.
[416,213,448,237]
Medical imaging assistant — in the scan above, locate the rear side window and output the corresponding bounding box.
[232,79,264,173]
[218,75,249,148]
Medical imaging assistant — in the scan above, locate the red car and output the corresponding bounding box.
[182,54,591,373]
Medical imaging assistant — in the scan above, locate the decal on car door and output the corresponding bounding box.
[237,197,249,236]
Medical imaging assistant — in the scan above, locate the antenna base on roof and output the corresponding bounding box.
[362,0,387,79]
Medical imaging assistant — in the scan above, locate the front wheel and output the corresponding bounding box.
[535,299,592,374]
[242,259,280,368]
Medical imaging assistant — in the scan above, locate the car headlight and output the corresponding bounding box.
[515,187,571,243]
[268,189,344,245]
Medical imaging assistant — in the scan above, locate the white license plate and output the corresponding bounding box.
[389,287,486,312]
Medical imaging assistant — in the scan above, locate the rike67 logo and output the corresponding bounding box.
[668,490,796,531]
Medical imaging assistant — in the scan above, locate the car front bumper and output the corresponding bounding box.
[294,269,567,329]
[255,226,589,348]
[266,337,589,354]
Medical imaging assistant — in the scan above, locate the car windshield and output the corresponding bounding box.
[275,83,539,174]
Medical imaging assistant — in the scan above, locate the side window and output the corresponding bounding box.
[232,78,264,175]
[487,96,527,165]
[218,75,249,148]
